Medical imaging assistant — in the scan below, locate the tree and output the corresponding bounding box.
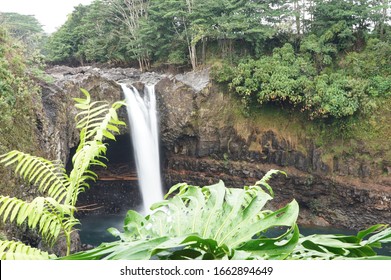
[0,12,46,54]
[0,12,43,39]
[46,5,89,64]
[151,0,199,70]
[370,0,390,39]
[309,0,384,50]
[104,0,151,70]
[139,0,197,68]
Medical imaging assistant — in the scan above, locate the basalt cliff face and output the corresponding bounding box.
[155,72,391,229]
[2,66,390,234]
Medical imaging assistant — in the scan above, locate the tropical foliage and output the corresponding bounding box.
[44,0,391,119]
[63,170,391,260]
[1,0,390,261]
[0,90,126,259]
[215,43,375,118]
[62,170,300,260]
[0,25,45,167]
[0,240,57,260]
[0,12,48,79]
[0,12,46,52]
[45,0,391,67]
[291,224,391,259]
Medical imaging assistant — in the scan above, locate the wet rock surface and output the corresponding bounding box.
[164,155,390,229]
[77,180,142,215]
[38,231,81,257]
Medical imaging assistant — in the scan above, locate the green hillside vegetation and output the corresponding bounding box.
[0,26,39,151]
[0,12,45,49]
[0,13,48,242]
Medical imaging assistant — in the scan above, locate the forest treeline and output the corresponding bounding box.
[42,0,389,67]
[1,0,390,118]
[44,0,390,118]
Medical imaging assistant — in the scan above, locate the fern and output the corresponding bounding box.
[0,196,76,245]
[253,169,286,198]
[0,151,69,202]
[65,88,126,207]
[0,88,126,258]
[0,240,56,260]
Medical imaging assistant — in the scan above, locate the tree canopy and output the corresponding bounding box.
[0,12,46,53]
[43,0,390,118]
[44,1,390,66]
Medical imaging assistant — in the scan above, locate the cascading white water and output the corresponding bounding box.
[121,84,163,212]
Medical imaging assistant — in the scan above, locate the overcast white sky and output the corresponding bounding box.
[0,0,93,33]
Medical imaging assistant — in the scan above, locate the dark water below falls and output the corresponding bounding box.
[77,214,391,257]
[78,214,127,246]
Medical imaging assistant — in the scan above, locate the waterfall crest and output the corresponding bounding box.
[121,84,163,211]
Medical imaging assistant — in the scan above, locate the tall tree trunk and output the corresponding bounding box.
[138,56,150,72]
[201,36,206,65]
[189,43,197,71]
[228,39,233,57]
[308,0,314,31]
[138,58,144,72]
[220,38,233,58]
[380,0,388,39]
[294,1,301,35]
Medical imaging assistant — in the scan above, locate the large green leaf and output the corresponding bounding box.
[236,224,300,260]
[62,237,170,260]
[67,171,300,260]
[64,168,391,260]
[289,225,391,260]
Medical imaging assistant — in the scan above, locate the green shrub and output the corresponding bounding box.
[213,43,380,119]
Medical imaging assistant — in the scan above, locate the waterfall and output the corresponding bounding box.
[121,84,163,212]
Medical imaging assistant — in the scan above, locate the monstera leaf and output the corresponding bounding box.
[289,224,391,260]
[65,170,300,260]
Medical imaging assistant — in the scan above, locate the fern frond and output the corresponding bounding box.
[65,89,126,206]
[66,140,107,205]
[74,89,126,143]
[0,196,76,242]
[0,151,69,202]
[0,240,57,260]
